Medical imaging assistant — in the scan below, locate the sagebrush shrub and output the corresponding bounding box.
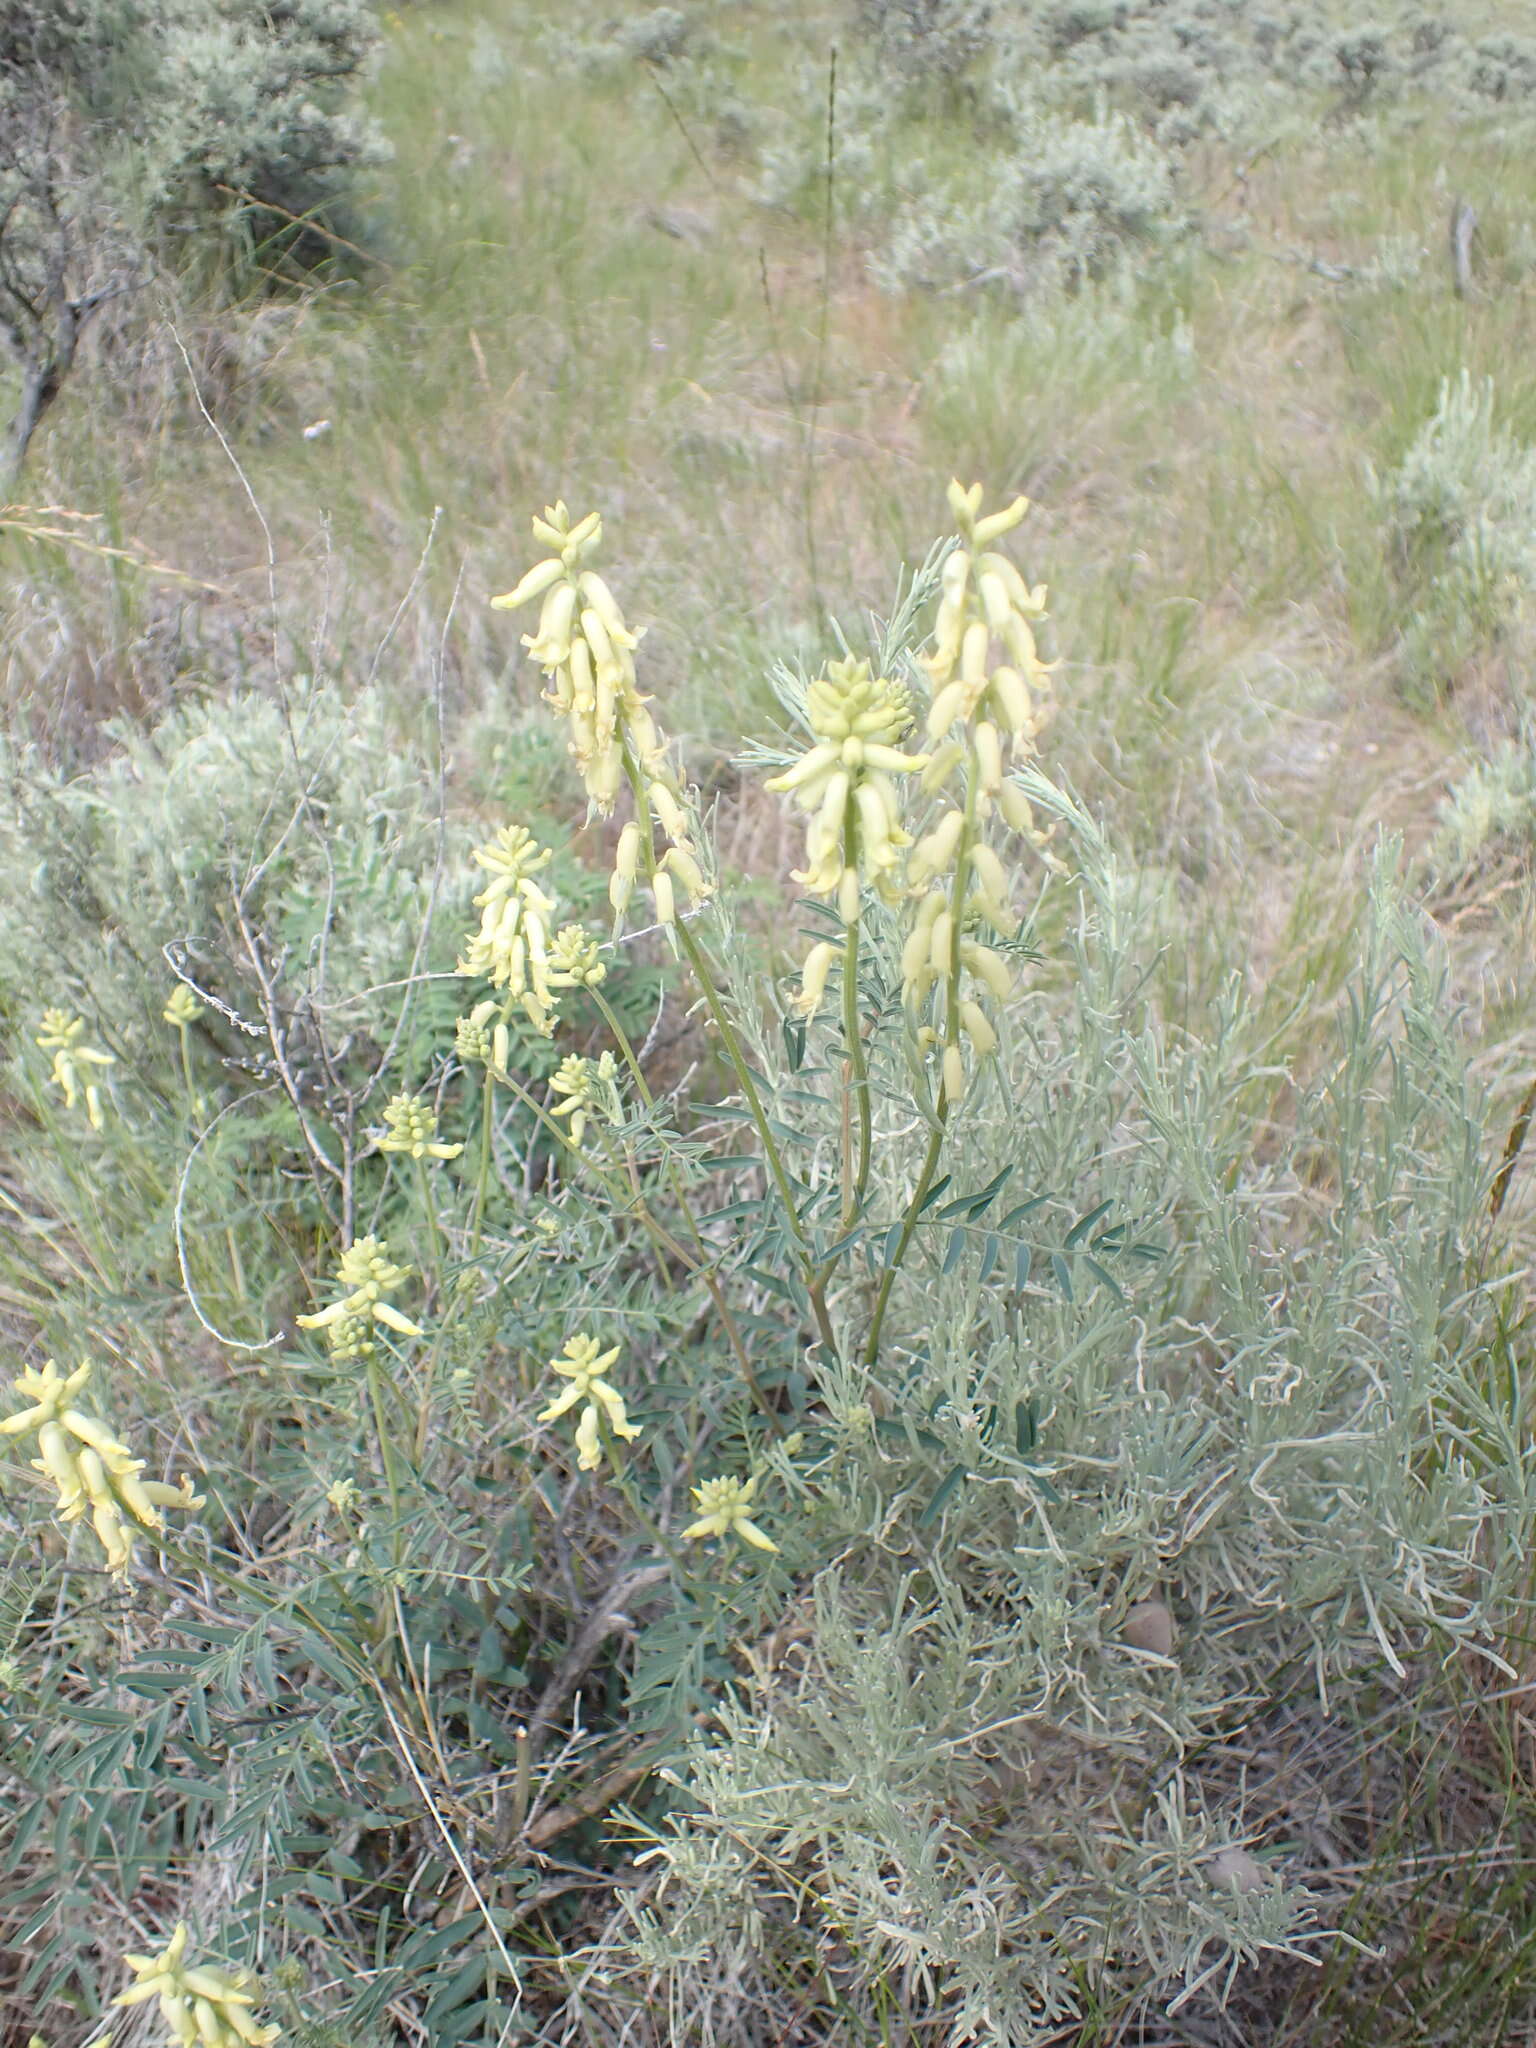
[1376,371,1536,697]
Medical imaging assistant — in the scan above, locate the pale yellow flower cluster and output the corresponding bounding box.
[0,1359,202,1575]
[766,657,929,1015]
[682,1473,777,1552]
[35,1009,114,1129]
[548,1050,619,1149]
[112,1923,279,2048]
[454,997,506,1074]
[296,1236,422,1363]
[491,502,709,929]
[455,818,610,1064]
[903,481,1057,1103]
[537,1332,640,1471]
[378,1092,463,1162]
[457,825,560,1033]
[163,985,203,1027]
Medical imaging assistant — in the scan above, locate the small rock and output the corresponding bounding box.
[1122,1599,1175,1657]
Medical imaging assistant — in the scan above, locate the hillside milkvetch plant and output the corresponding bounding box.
[0,1359,202,1574]
[35,1008,115,1129]
[112,1921,279,2047]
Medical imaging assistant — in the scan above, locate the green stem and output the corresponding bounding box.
[365,1350,405,1552]
[177,1023,200,1118]
[589,985,770,1419]
[862,758,980,1367]
[675,916,839,1361]
[470,1063,495,1259]
[414,1155,444,1283]
[840,912,871,1230]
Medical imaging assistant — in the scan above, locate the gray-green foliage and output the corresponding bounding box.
[0,0,381,465]
[150,0,387,240]
[1430,728,1536,880]
[823,0,1536,302]
[0,677,458,1067]
[1,550,1530,2042]
[1376,371,1536,697]
[629,829,1519,2042]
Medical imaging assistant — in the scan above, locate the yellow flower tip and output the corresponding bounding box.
[682,1474,778,1552]
[378,1092,463,1161]
[490,556,565,611]
[163,984,203,1027]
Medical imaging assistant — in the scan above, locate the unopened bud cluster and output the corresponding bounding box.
[379,1092,463,1162]
[491,503,709,929]
[0,1359,202,1575]
[457,825,561,1033]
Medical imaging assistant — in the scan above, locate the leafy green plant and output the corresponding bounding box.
[1,468,1531,2048]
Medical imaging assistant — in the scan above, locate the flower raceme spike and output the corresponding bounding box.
[765,657,929,1014]
[490,503,708,929]
[457,825,560,1034]
[378,1093,463,1162]
[35,1009,114,1129]
[113,1921,280,2048]
[0,1359,202,1575]
[895,481,1063,1103]
[537,1332,640,1472]
[297,1237,423,1360]
[682,1473,778,1553]
[491,502,653,813]
[926,479,1055,830]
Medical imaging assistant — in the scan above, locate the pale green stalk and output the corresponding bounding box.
[862,754,980,1366]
